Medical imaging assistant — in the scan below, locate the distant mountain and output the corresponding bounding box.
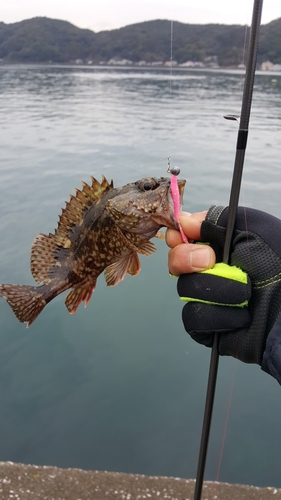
[259,18,281,63]
[0,16,281,66]
[0,17,96,63]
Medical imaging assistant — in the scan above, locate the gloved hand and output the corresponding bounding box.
[175,206,281,381]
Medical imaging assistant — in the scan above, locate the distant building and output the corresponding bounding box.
[179,61,205,68]
[108,57,133,65]
[164,60,178,66]
[179,61,196,67]
[261,60,273,70]
[204,55,219,68]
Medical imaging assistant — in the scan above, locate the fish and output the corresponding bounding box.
[0,175,185,327]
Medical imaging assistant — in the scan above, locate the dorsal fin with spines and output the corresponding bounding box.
[30,176,114,284]
[55,175,113,239]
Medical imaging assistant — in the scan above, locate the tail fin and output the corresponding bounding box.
[0,284,46,327]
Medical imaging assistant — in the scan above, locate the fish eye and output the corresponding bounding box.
[138,178,159,192]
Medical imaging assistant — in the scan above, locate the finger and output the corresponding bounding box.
[168,243,216,275]
[180,210,208,239]
[166,210,208,248]
[166,227,184,248]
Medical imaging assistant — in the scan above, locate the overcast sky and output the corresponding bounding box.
[2,1,280,32]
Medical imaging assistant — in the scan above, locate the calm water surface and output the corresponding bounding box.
[1,65,281,487]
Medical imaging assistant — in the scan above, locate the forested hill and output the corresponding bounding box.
[0,16,281,66]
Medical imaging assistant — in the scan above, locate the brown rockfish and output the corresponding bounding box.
[0,175,185,327]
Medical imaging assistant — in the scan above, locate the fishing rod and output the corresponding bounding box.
[193,1,263,499]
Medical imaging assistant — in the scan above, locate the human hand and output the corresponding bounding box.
[166,211,216,274]
[167,206,281,383]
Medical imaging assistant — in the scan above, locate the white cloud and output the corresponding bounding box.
[1,0,280,31]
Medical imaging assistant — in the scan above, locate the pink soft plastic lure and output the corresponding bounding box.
[169,166,188,243]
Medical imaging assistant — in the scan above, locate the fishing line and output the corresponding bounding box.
[170,19,174,79]
[167,20,174,171]
[166,21,187,242]
[210,357,238,500]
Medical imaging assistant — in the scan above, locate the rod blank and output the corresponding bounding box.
[193,2,263,500]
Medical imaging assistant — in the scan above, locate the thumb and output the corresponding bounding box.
[168,243,216,275]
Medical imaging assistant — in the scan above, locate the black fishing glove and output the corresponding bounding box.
[177,206,281,383]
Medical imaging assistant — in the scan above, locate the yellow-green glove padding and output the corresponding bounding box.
[180,262,250,308]
[177,206,281,367]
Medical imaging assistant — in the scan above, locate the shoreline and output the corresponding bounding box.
[1,63,281,76]
[0,462,280,499]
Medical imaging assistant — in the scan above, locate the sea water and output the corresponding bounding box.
[1,64,281,487]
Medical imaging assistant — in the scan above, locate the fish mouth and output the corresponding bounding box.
[151,178,186,230]
[177,179,186,204]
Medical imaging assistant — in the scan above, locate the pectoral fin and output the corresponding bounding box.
[154,229,166,240]
[104,252,141,286]
[136,240,157,256]
[127,252,141,276]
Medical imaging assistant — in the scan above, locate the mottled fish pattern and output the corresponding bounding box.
[0,175,185,327]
